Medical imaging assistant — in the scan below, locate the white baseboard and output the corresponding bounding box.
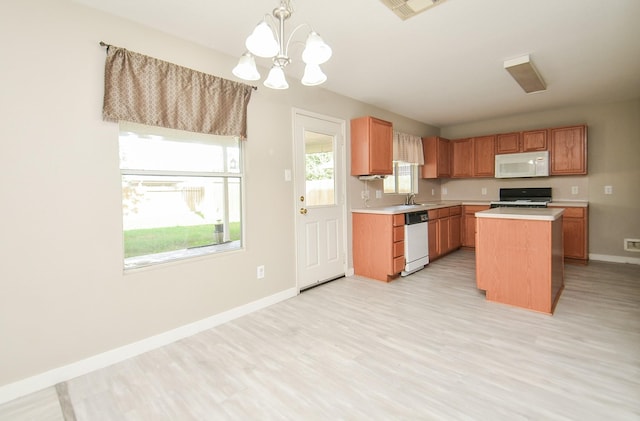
[345,267,355,277]
[0,287,298,405]
[589,254,640,265]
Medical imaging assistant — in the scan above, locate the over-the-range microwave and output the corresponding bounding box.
[495,151,549,178]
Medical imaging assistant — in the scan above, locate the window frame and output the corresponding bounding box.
[383,161,419,195]
[119,122,244,270]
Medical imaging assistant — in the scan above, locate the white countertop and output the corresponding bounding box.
[476,207,564,221]
[351,201,463,215]
[351,200,587,215]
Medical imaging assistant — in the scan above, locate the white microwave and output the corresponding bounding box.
[495,151,549,178]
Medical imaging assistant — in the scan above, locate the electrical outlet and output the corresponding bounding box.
[361,190,370,200]
[604,185,613,195]
[571,186,579,195]
[375,189,382,199]
[257,265,265,279]
[431,188,435,196]
[442,187,448,195]
[481,187,487,196]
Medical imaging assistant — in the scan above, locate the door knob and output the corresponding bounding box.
[299,208,308,215]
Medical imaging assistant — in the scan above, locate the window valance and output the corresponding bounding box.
[393,131,424,165]
[102,45,254,139]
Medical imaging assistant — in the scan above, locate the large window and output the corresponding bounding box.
[119,122,243,269]
[383,162,419,195]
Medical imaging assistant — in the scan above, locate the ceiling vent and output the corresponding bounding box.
[504,54,547,94]
[381,0,448,20]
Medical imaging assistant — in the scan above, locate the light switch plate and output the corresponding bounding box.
[571,186,579,195]
[604,185,613,195]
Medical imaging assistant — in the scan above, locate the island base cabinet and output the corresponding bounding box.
[476,217,564,314]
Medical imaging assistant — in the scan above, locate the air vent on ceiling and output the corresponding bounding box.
[504,54,547,94]
[381,0,448,20]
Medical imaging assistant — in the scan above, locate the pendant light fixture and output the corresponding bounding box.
[232,0,332,89]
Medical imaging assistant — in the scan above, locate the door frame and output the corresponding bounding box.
[292,108,348,292]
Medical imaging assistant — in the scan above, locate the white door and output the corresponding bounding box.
[293,110,346,290]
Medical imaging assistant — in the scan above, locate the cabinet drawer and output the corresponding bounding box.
[449,206,462,216]
[438,208,451,218]
[393,226,405,242]
[393,256,405,274]
[393,241,404,258]
[560,207,585,218]
[393,213,405,226]
[428,210,438,220]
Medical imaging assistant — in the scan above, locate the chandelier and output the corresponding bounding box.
[232,0,332,89]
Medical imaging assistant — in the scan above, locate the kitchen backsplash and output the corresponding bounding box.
[439,175,589,202]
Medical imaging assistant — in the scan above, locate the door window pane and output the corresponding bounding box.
[305,131,335,206]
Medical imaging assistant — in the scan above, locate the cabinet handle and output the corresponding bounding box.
[299,208,308,215]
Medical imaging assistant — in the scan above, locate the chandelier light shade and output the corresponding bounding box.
[301,32,332,65]
[264,66,289,89]
[301,64,327,86]
[232,52,261,81]
[245,22,279,58]
[234,0,331,89]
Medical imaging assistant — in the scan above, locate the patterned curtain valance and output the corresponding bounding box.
[393,131,425,165]
[102,46,254,139]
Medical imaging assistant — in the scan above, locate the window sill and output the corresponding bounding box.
[124,240,241,270]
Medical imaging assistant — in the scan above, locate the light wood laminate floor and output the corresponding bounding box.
[2,250,639,420]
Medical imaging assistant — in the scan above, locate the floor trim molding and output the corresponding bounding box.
[590,253,640,265]
[0,287,298,405]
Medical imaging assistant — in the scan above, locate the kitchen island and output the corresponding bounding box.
[475,207,565,314]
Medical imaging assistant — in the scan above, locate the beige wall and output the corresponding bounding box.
[0,0,437,390]
[440,99,640,261]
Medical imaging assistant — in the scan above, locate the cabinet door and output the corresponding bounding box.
[428,219,439,260]
[473,135,496,177]
[450,214,461,250]
[462,205,490,247]
[369,117,393,174]
[422,136,451,179]
[350,116,393,176]
[438,217,450,254]
[564,217,586,260]
[438,137,451,178]
[451,138,474,178]
[496,132,520,154]
[522,129,548,151]
[550,125,587,175]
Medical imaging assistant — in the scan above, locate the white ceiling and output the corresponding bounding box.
[76,0,640,127]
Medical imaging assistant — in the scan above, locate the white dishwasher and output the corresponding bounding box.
[401,210,429,276]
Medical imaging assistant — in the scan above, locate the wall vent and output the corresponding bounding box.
[624,238,640,252]
[381,0,448,20]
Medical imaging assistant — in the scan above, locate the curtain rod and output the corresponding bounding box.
[98,41,258,90]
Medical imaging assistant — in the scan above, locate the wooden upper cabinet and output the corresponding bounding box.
[497,130,547,154]
[496,132,521,154]
[422,136,451,178]
[473,135,496,177]
[350,116,393,176]
[451,138,474,178]
[550,125,587,175]
[522,129,548,152]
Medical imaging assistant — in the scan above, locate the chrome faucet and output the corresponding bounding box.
[405,193,416,205]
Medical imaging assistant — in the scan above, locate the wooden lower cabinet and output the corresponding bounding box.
[548,205,589,263]
[428,206,461,262]
[462,205,490,248]
[353,213,405,281]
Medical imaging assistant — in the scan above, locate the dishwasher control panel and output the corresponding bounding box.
[405,211,429,225]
